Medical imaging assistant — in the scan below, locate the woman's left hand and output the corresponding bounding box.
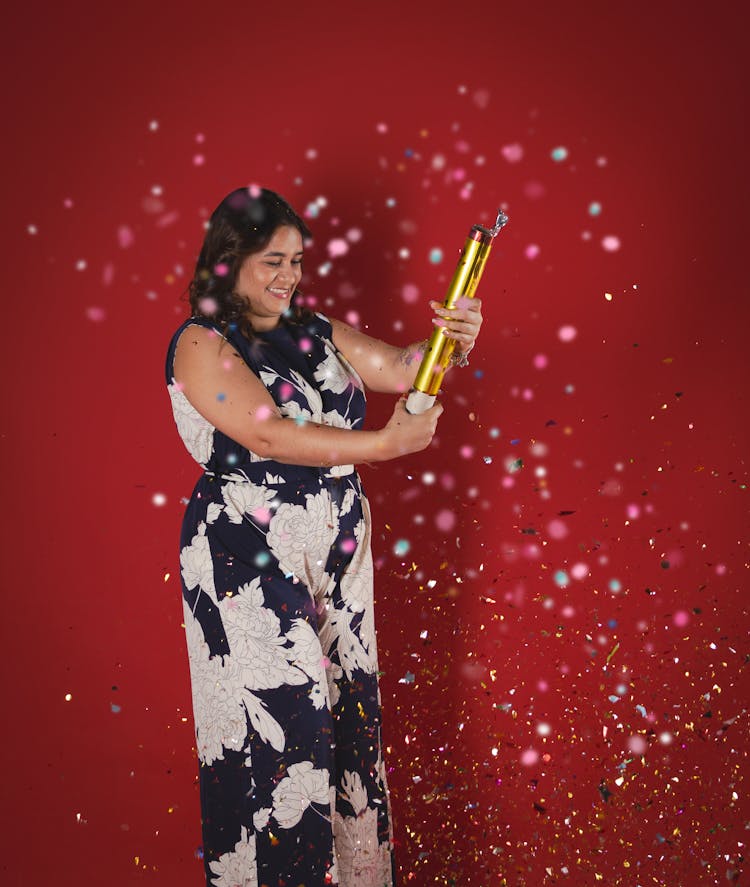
[430,296,483,356]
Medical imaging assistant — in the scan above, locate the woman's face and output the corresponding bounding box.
[236,225,304,331]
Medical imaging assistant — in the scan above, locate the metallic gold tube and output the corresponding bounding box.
[406,210,508,414]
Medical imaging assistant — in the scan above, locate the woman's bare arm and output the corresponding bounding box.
[172,324,441,466]
[329,300,482,395]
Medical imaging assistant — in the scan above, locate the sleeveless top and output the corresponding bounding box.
[165,312,367,486]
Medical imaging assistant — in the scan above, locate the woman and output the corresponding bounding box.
[165,187,482,887]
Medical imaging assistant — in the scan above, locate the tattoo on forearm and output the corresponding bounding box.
[398,339,430,368]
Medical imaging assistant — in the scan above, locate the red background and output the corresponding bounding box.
[3,2,748,885]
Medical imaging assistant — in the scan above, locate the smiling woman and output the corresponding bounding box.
[165,186,482,887]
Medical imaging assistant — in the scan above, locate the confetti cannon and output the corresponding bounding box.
[405,208,509,414]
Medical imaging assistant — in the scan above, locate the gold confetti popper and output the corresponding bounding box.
[405,208,509,414]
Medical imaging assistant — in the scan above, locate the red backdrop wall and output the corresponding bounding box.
[3,2,747,885]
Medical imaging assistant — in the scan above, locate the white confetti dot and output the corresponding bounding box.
[152,493,167,507]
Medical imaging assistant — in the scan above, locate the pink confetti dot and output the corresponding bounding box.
[102,263,115,286]
[501,476,515,489]
[557,324,578,342]
[320,656,331,669]
[198,297,218,315]
[627,734,648,755]
[626,503,641,519]
[537,680,549,692]
[533,353,548,369]
[402,283,419,304]
[459,445,474,459]
[85,306,106,322]
[524,244,540,260]
[346,228,362,243]
[435,509,456,532]
[344,311,359,327]
[340,538,357,554]
[440,472,455,490]
[472,88,490,109]
[299,337,313,351]
[715,563,727,575]
[214,262,229,277]
[520,749,539,767]
[501,143,524,163]
[524,181,546,199]
[570,562,589,580]
[248,184,262,198]
[279,382,294,401]
[522,388,534,401]
[673,610,690,627]
[561,605,575,618]
[602,235,621,252]
[327,238,349,258]
[193,154,205,166]
[117,225,134,248]
[255,405,272,421]
[252,507,271,525]
[547,519,568,540]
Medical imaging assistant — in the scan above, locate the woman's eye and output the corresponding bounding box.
[292,259,302,266]
[265,261,282,267]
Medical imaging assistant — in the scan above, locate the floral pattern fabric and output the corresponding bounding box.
[166,314,396,887]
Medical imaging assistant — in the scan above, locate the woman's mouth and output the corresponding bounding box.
[268,288,291,300]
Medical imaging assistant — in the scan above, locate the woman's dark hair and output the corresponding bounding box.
[188,187,314,337]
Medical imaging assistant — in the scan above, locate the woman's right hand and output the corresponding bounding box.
[379,395,444,458]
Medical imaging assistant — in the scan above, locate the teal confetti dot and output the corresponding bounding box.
[429,248,443,264]
[393,538,410,556]
[216,392,226,402]
[551,146,569,162]
[254,552,271,568]
[553,570,569,587]
[609,578,622,592]
[489,427,501,438]
[588,201,602,216]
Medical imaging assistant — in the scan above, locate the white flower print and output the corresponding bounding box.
[260,367,323,420]
[182,601,249,764]
[219,579,307,691]
[266,490,336,594]
[221,481,277,525]
[168,382,215,466]
[252,806,271,832]
[313,347,359,395]
[324,607,376,680]
[333,771,393,887]
[271,761,330,829]
[286,618,330,710]
[206,502,224,525]
[183,596,287,759]
[336,487,356,520]
[180,522,216,601]
[208,825,258,887]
